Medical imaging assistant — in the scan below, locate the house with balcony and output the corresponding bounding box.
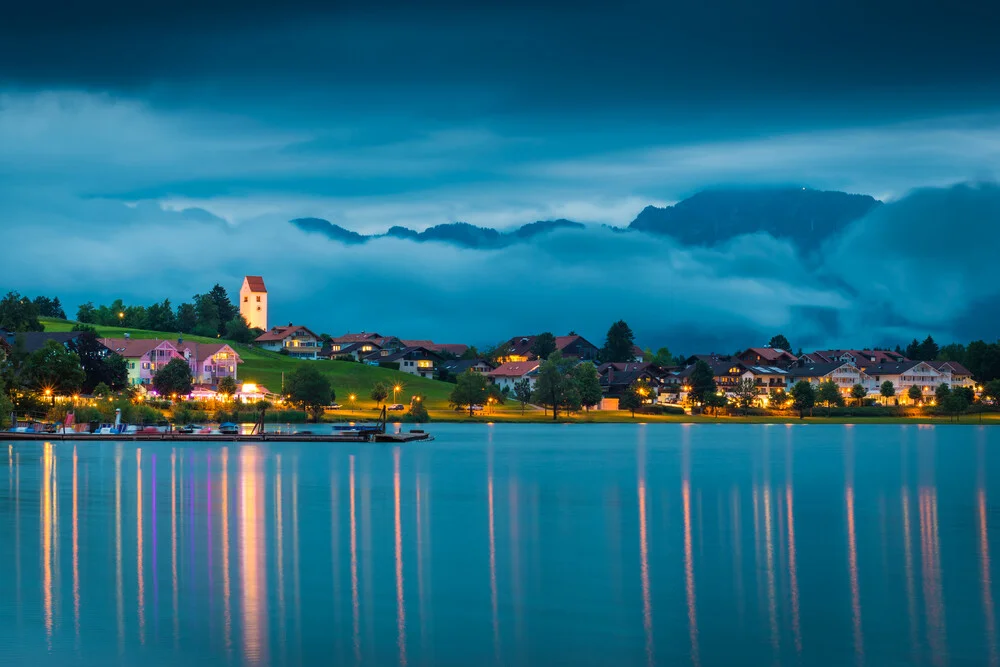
[376,346,442,379]
[440,358,496,377]
[737,347,798,367]
[929,361,976,391]
[785,361,873,398]
[255,325,322,360]
[327,332,405,362]
[864,361,948,404]
[177,341,242,386]
[598,362,663,397]
[101,337,184,386]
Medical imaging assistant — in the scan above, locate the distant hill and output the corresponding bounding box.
[292,218,585,248]
[628,188,881,250]
[291,189,881,250]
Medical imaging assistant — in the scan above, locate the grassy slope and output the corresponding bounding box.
[41,318,455,407]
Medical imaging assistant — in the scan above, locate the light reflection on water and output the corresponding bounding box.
[1,424,1000,666]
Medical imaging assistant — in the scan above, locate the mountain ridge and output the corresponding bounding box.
[291,188,882,250]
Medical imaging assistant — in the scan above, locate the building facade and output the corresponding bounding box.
[239,275,268,331]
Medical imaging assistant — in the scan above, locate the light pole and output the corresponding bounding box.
[393,385,401,405]
[349,394,357,412]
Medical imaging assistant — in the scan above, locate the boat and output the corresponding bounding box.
[218,422,239,435]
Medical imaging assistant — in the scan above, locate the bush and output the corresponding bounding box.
[811,406,902,418]
[637,404,685,416]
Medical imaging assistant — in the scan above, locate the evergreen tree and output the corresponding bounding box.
[531,332,557,360]
[599,320,636,363]
[687,360,717,406]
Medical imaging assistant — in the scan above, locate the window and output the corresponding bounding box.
[243,296,248,303]
[257,306,261,311]
[256,296,261,303]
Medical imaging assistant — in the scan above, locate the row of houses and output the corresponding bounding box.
[1,329,243,391]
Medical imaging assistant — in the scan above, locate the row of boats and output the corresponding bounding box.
[8,409,241,436]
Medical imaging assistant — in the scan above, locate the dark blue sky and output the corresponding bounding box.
[2,0,999,349]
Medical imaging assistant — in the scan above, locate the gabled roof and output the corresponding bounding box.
[100,337,179,358]
[554,334,598,353]
[331,332,389,345]
[864,361,926,376]
[441,359,495,373]
[739,347,797,363]
[785,361,855,378]
[243,276,267,293]
[928,360,973,376]
[678,359,747,378]
[488,361,540,378]
[180,342,242,364]
[400,340,469,356]
[255,325,319,342]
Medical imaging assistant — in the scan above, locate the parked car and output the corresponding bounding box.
[387,404,405,411]
[328,403,342,410]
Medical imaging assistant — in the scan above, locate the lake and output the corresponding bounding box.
[1,423,998,666]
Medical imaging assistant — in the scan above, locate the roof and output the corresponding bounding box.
[377,346,443,363]
[506,335,537,358]
[928,360,973,376]
[100,337,179,358]
[598,362,651,374]
[864,361,925,376]
[678,359,747,378]
[785,361,854,378]
[743,365,789,376]
[179,342,242,364]
[488,361,540,378]
[554,334,598,353]
[15,332,90,355]
[400,340,469,356]
[331,332,389,345]
[739,347,797,363]
[254,325,318,342]
[243,276,267,293]
[805,349,908,366]
[441,359,495,373]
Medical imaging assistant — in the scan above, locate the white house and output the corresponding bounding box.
[254,325,322,360]
[487,361,541,392]
[785,361,873,398]
[865,361,949,404]
[239,276,268,331]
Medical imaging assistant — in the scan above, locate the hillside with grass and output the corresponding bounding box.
[40,318,455,408]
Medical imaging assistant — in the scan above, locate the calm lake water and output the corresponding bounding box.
[1,424,999,666]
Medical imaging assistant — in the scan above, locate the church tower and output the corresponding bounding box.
[240,276,268,330]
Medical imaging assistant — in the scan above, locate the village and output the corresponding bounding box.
[1,275,995,421]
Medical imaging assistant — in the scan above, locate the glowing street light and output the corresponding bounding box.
[118,311,125,322]
[393,384,402,403]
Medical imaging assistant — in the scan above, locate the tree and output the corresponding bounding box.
[938,343,966,363]
[531,332,557,360]
[908,385,923,404]
[76,302,97,323]
[217,375,238,402]
[704,391,729,417]
[817,380,843,407]
[74,332,128,392]
[942,392,969,421]
[33,296,65,319]
[733,377,758,413]
[768,334,791,352]
[93,382,112,398]
[620,384,642,417]
[905,338,922,360]
[687,360,717,407]
[599,320,636,363]
[145,299,177,332]
[851,383,868,406]
[449,369,488,417]
[22,339,86,398]
[513,377,533,415]
[152,358,194,398]
[224,315,255,344]
[208,284,238,334]
[934,383,951,404]
[880,380,896,404]
[370,381,390,407]
[285,365,333,421]
[955,385,976,405]
[919,336,939,362]
[531,351,577,420]
[572,363,604,411]
[0,291,43,332]
[408,395,429,422]
[650,347,674,367]
[192,294,221,338]
[176,302,198,334]
[790,381,815,418]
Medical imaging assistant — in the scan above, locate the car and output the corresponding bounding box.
[471,404,484,412]
[328,403,342,410]
[387,404,405,411]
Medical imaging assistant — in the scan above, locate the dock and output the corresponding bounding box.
[1,432,373,442]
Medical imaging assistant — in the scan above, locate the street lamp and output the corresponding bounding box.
[118,311,125,323]
[393,385,402,404]
[349,394,357,411]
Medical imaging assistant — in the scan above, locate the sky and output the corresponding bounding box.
[2,0,1000,351]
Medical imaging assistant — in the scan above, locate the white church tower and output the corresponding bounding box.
[240,276,268,331]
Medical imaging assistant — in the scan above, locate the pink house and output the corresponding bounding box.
[176,341,242,385]
[101,337,184,386]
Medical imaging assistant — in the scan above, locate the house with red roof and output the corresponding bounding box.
[488,361,541,391]
[255,324,322,359]
[101,337,185,386]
